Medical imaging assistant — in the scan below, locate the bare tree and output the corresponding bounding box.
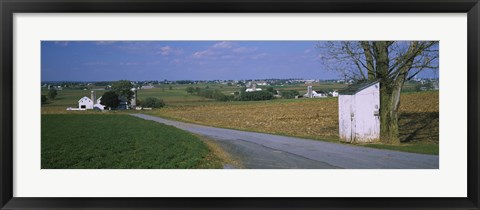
[318,41,439,144]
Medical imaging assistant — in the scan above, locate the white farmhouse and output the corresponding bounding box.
[77,91,105,110]
[338,80,380,143]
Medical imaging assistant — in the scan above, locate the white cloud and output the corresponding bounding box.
[160,46,172,54]
[158,46,183,56]
[117,42,151,53]
[95,41,116,45]
[192,49,214,58]
[212,41,234,49]
[192,42,257,59]
[232,47,257,53]
[54,41,69,47]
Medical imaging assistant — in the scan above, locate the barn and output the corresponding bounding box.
[338,80,380,143]
[78,96,94,109]
[77,91,105,110]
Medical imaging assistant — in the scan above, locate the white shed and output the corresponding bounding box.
[338,80,380,143]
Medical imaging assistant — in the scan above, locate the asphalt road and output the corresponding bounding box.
[132,114,439,169]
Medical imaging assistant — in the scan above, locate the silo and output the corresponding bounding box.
[130,88,137,107]
[307,86,313,98]
[91,91,96,103]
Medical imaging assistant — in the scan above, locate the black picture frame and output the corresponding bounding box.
[1,0,479,209]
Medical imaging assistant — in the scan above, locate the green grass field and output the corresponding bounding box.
[41,114,222,169]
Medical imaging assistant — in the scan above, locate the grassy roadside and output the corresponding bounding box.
[361,143,438,155]
[42,114,223,169]
[196,135,244,169]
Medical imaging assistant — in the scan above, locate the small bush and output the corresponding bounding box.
[48,89,57,100]
[238,91,274,101]
[143,97,165,108]
[266,87,277,94]
[281,90,299,99]
[41,95,48,104]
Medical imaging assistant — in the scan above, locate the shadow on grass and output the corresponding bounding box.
[399,112,439,143]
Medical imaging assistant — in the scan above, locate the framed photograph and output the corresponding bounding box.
[1,0,479,209]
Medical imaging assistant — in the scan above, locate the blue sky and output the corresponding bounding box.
[41,41,438,81]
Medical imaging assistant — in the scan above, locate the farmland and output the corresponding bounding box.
[148,91,439,154]
[41,114,222,169]
[42,82,439,155]
[41,81,420,109]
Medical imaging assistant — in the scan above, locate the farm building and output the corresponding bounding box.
[131,88,137,107]
[246,83,262,92]
[255,81,268,86]
[338,80,380,143]
[77,91,105,110]
[304,86,328,98]
[330,90,339,97]
[141,85,154,89]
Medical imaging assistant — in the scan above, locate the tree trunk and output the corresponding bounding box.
[379,82,402,144]
[374,41,402,144]
[378,41,418,144]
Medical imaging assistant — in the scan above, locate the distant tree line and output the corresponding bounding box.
[197,89,235,101]
[237,91,274,101]
[186,86,276,102]
[279,90,299,99]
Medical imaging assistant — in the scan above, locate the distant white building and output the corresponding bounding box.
[76,91,105,110]
[246,83,262,92]
[255,81,268,86]
[338,80,380,143]
[304,86,327,98]
[141,85,154,89]
[246,88,262,92]
[330,90,339,97]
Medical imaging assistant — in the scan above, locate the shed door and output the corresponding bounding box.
[339,95,354,142]
[372,90,380,139]
[350,96,356,142]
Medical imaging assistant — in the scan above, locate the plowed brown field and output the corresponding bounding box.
[151,91,439,143]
